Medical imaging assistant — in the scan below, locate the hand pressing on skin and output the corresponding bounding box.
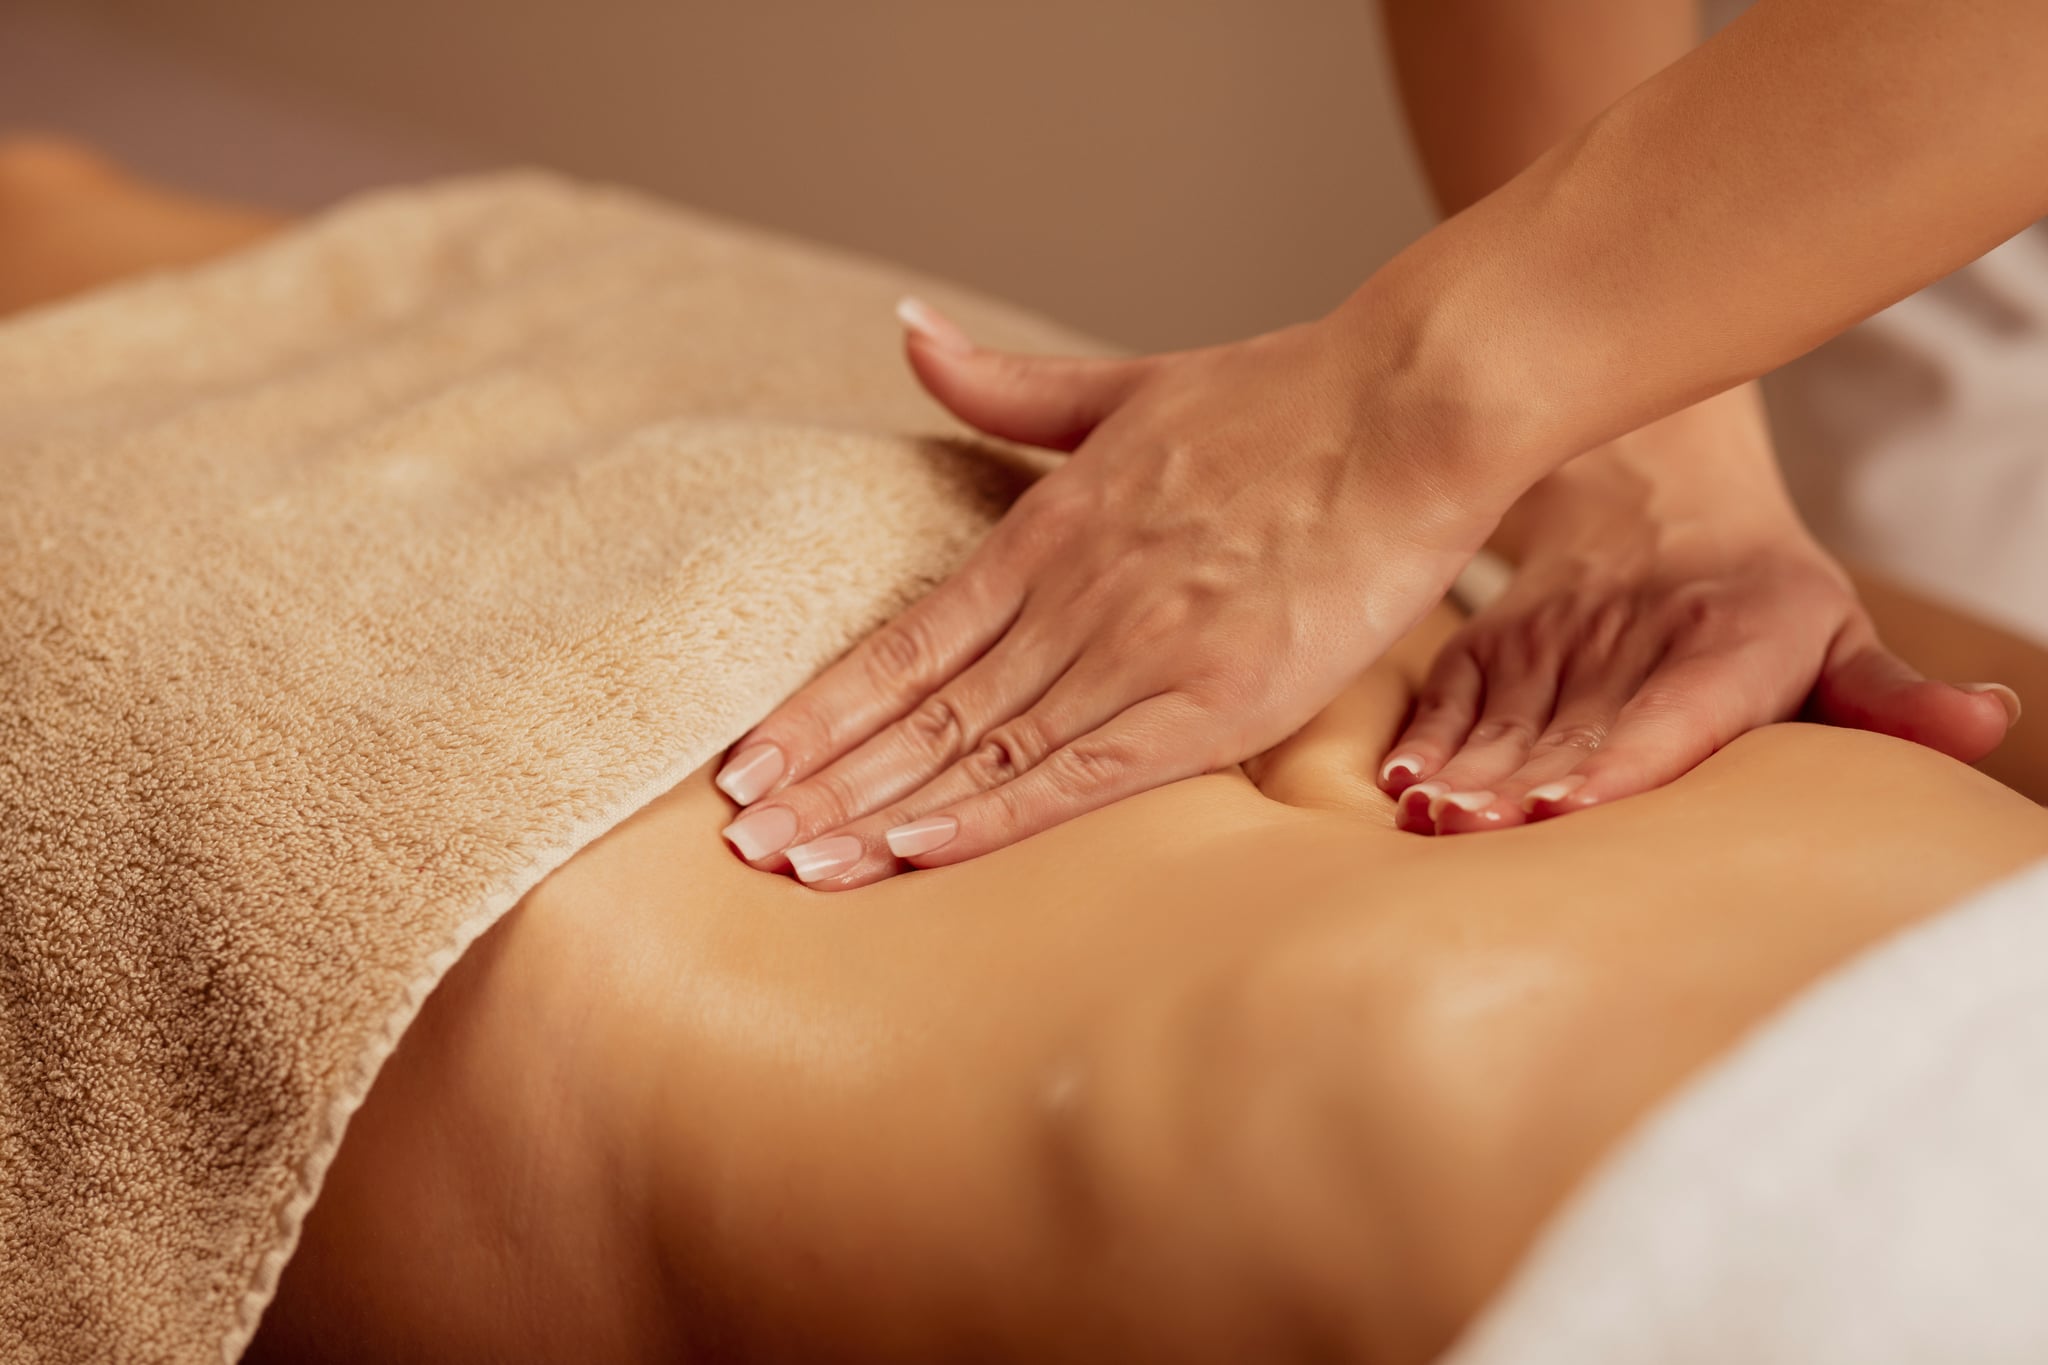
[1380,387,2021,836]
[715,297,1504,888]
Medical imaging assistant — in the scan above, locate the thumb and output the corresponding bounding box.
[1811,620,2018,764]
[897,296,1147,452]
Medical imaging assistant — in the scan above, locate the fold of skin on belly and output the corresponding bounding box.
[253,602,2048,1365]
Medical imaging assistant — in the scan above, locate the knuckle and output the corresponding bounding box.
[966,734,1028,787]
[905,693,971,764]
[1047,737,1125,797]
[862,616,943,698]
[1536,721,1608,754]
[975,714,1056,781]
[1467,715,1539,749]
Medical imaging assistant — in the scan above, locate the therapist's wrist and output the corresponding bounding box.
[1489,384,1792,565]
[1323,104,1733,519]
[1319,240,1573,527]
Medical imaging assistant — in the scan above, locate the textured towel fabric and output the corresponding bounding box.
[1444,854,2048,1365]
[0,173,1096,1363]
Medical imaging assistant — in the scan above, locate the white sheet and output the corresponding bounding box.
[1445,855,2048,1364]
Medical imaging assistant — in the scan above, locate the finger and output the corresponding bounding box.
[1415,642,1566,836]
[1481,700,1635,827]
[1519,649,1772,821]
[1464,624,1669,829]
[1812,619,2017,764]
[777,664,1151,889]
[1378,643,1483,813]
[897,295,1150,452]
[721,611,1076,869]
[716,556,1021,808]
[889,692,1219,871]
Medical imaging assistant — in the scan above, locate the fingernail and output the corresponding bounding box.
[1521,775,1588,813]
[885,815,958,859]
[715,743,785,805]
[895,295,974,354]
[1430,789,1496,820]
[1962,682,2023,726]
[722,804,798,861]
[786,835,864,884]
[1379,752,1424,788]
[1402,781,1447,821]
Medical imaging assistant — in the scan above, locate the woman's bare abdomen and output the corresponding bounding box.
[253,605,2048,1363]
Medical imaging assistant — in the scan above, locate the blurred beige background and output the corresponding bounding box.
[0,0,1434,351]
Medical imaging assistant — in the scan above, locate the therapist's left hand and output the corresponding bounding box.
[713,298,1500,888]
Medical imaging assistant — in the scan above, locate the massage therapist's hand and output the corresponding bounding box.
[1381,387,2021,835]
[715,298,1501,887]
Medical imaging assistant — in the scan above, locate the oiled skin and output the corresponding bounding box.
[254,606,2048,1365]
[5,140,2044,1364]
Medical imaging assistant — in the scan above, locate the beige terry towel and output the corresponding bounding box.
[0,173,1095,1362]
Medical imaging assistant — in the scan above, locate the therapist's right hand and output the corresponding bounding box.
[1379,387,2021,834]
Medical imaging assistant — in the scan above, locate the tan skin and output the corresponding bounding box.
[722,0,2048,884]
[0,137,279,311]
[1373,0,2017,833]
[9,142,2046,1363]
[257,613,2048,1365]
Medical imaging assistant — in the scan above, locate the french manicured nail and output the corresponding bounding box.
[885,815,958,859]
[715,743,785,805]
[1379,752,1424,788]
[1430,789,1496,821]
[1402,781,1447,820]
[787,835,863,884]
[1962,682,2023,726]
[895,295,974,354]
[722,805,798,861]
[1521,775,1588,812]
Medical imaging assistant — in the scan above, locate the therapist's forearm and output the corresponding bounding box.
[1378,0,1796,568]
[1380,0,1696,218]
[1346,0,2048,501]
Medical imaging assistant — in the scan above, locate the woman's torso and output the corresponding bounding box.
[525,603,2048,1361]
